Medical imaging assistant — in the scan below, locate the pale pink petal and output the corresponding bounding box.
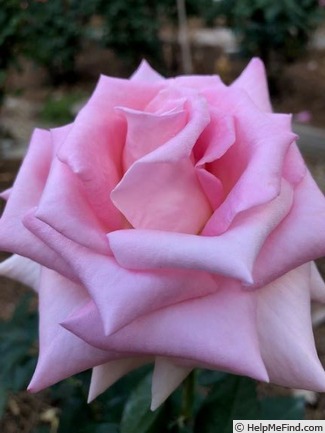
[257,264,325,391]
[117,104,187,170]
[28,268,122,392]
[36,147,110,255]
[310,262,325,303]
[131,60,164,82]
[231,58,272,112]
[23,209,220,333]
[108,180,293,282]
[88,357,152,403]
[62,283,269,383]
[0,129,72,278]
[0,188,11,201]
[0,254,40,291]
[57,75,164,229]
[151,358,192,410]
[252,172,325,287]
[174,74,225,90]
[111,91,211,234]
[282,142,307,186]
[201,87,296,235]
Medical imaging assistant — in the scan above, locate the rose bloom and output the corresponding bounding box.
[1,59,325,409]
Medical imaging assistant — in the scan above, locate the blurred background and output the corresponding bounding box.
[1,1,325,432]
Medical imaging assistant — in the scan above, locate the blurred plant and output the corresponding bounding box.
[40,91,86,126]
[0,295,307,433]
[96,0,164,70]
[0,0,25,107]
[21,0,94,85]
[220,0,324,65]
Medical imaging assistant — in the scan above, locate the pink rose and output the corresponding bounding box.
[1,59,325,409]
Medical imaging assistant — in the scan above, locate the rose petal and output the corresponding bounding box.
[310,262,325,303]
[111,90,211,234]
[201,87,296,235]
[0,254,40,290]
[62,284,269,383]
[231,58,272,112]
[36,131,110,254]
[0,129,72,278]
[151,357,192,410]
[23,209,220,333]
[108,179,293,282]
[0,188,11,201]
[117,103,187,170]
[131,60,164,82]
[257,264,325,391]
[28,268,122,392]
[253,172,325,287]
[58,75,165,229]
[88,357,152,402]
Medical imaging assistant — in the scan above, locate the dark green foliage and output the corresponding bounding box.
[21,0,92,84]
[96,0,163,70]
[220,0,324,64]
[0,0,25,104]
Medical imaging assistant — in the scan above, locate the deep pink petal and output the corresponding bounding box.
[257,264,325,391]
[117,104,187,170]
[231,58,272,112]
[62,284,269,383]
[28,268,123,392]
[111,91,212,234]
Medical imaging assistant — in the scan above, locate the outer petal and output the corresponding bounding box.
[28,268,123,392]
[131,60,164,82]
[257,264,325,391]
[231,58,272,112]
[36,140,110,254]
[0,254,40,291]
[0,129,72,278]
[310,262,325,303]
[151,358,192,410]
[58,74,165,229]
[0,188,11,201]
[88,357,152,403]
[201,87,296,235]
[62,283,269,383]
[252,172,325,287]
[23,209,221,334]
[108,180,293,282]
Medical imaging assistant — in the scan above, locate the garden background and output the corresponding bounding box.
[1,1,325,432]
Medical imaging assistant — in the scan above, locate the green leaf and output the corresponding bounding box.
[260,396,305,420]
[80,423,120,433]
[195,376,259,433]
[120,372,162,433]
